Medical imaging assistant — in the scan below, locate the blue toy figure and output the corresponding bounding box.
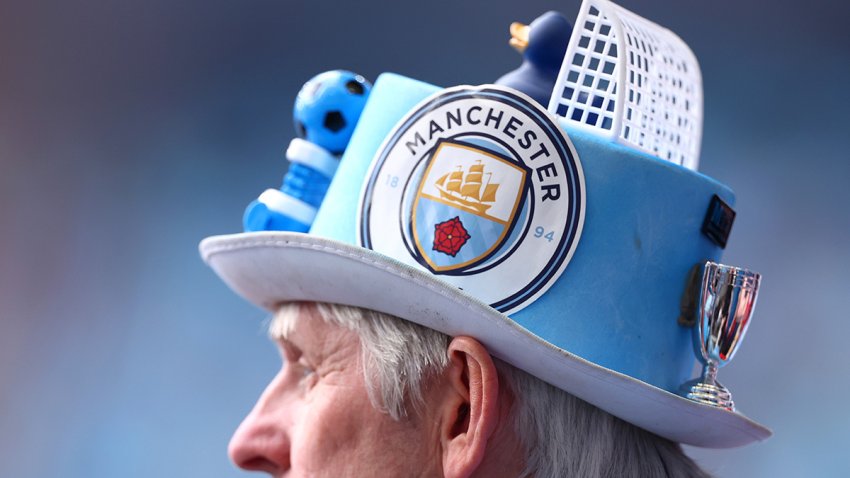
[243,70,372,233]
[495,11,572,107]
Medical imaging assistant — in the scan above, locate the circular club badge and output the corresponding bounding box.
[358,85,585,314]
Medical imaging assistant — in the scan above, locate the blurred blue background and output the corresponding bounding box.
[1,0,848,476]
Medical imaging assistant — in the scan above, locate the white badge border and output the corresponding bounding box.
[357,85,585,315]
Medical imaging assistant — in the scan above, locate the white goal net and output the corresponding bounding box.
[548,0,703,170]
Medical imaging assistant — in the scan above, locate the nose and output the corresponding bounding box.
[228,373,292,473]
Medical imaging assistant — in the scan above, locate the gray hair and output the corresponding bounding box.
[272,302,710,478]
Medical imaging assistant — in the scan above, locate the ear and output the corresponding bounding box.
[439,336,500,478]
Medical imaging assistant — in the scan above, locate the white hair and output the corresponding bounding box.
[272,302,710,478]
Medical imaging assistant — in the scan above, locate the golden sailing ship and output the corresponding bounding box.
[434,161,499,214]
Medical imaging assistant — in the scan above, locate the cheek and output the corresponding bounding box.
[287,384,376,473]
[289,385,430,476]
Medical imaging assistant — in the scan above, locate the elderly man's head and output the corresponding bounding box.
[229,302,709,477]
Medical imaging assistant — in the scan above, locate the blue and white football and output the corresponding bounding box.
[293,70,372,154]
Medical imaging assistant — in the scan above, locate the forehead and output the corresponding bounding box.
[270,303,360,357]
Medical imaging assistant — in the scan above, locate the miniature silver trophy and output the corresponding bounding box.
[682,261,761,410]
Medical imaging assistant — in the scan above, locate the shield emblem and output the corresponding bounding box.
[411,139,528,273]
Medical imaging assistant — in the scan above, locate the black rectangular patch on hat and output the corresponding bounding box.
[702,195,735,248]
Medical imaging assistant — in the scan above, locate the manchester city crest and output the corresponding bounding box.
[413,140,529,273]
[359,85,585,314]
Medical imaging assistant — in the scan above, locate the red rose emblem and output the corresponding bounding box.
[433,216,471,257]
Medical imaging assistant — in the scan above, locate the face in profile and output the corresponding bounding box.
[226,307,442,477]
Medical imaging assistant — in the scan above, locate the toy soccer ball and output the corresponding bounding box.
[293,70,372,154]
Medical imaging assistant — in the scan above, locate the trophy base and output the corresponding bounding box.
[681,379,735,411]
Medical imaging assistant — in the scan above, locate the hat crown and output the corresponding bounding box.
[312,73,731,393]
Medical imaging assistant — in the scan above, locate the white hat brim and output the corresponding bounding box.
[200,231,771,448]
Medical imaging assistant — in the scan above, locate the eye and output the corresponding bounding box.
[277,341,318,389]
[297,357,315,377]
[295,357,318,389]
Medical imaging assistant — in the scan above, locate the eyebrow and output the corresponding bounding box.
[268,306,299,340]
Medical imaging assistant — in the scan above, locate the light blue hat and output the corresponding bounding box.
[200,73,770,448]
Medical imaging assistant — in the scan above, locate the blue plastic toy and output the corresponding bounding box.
[495,11,572,107]
[243,70,372,233]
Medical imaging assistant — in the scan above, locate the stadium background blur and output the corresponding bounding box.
[1,0,848,476]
